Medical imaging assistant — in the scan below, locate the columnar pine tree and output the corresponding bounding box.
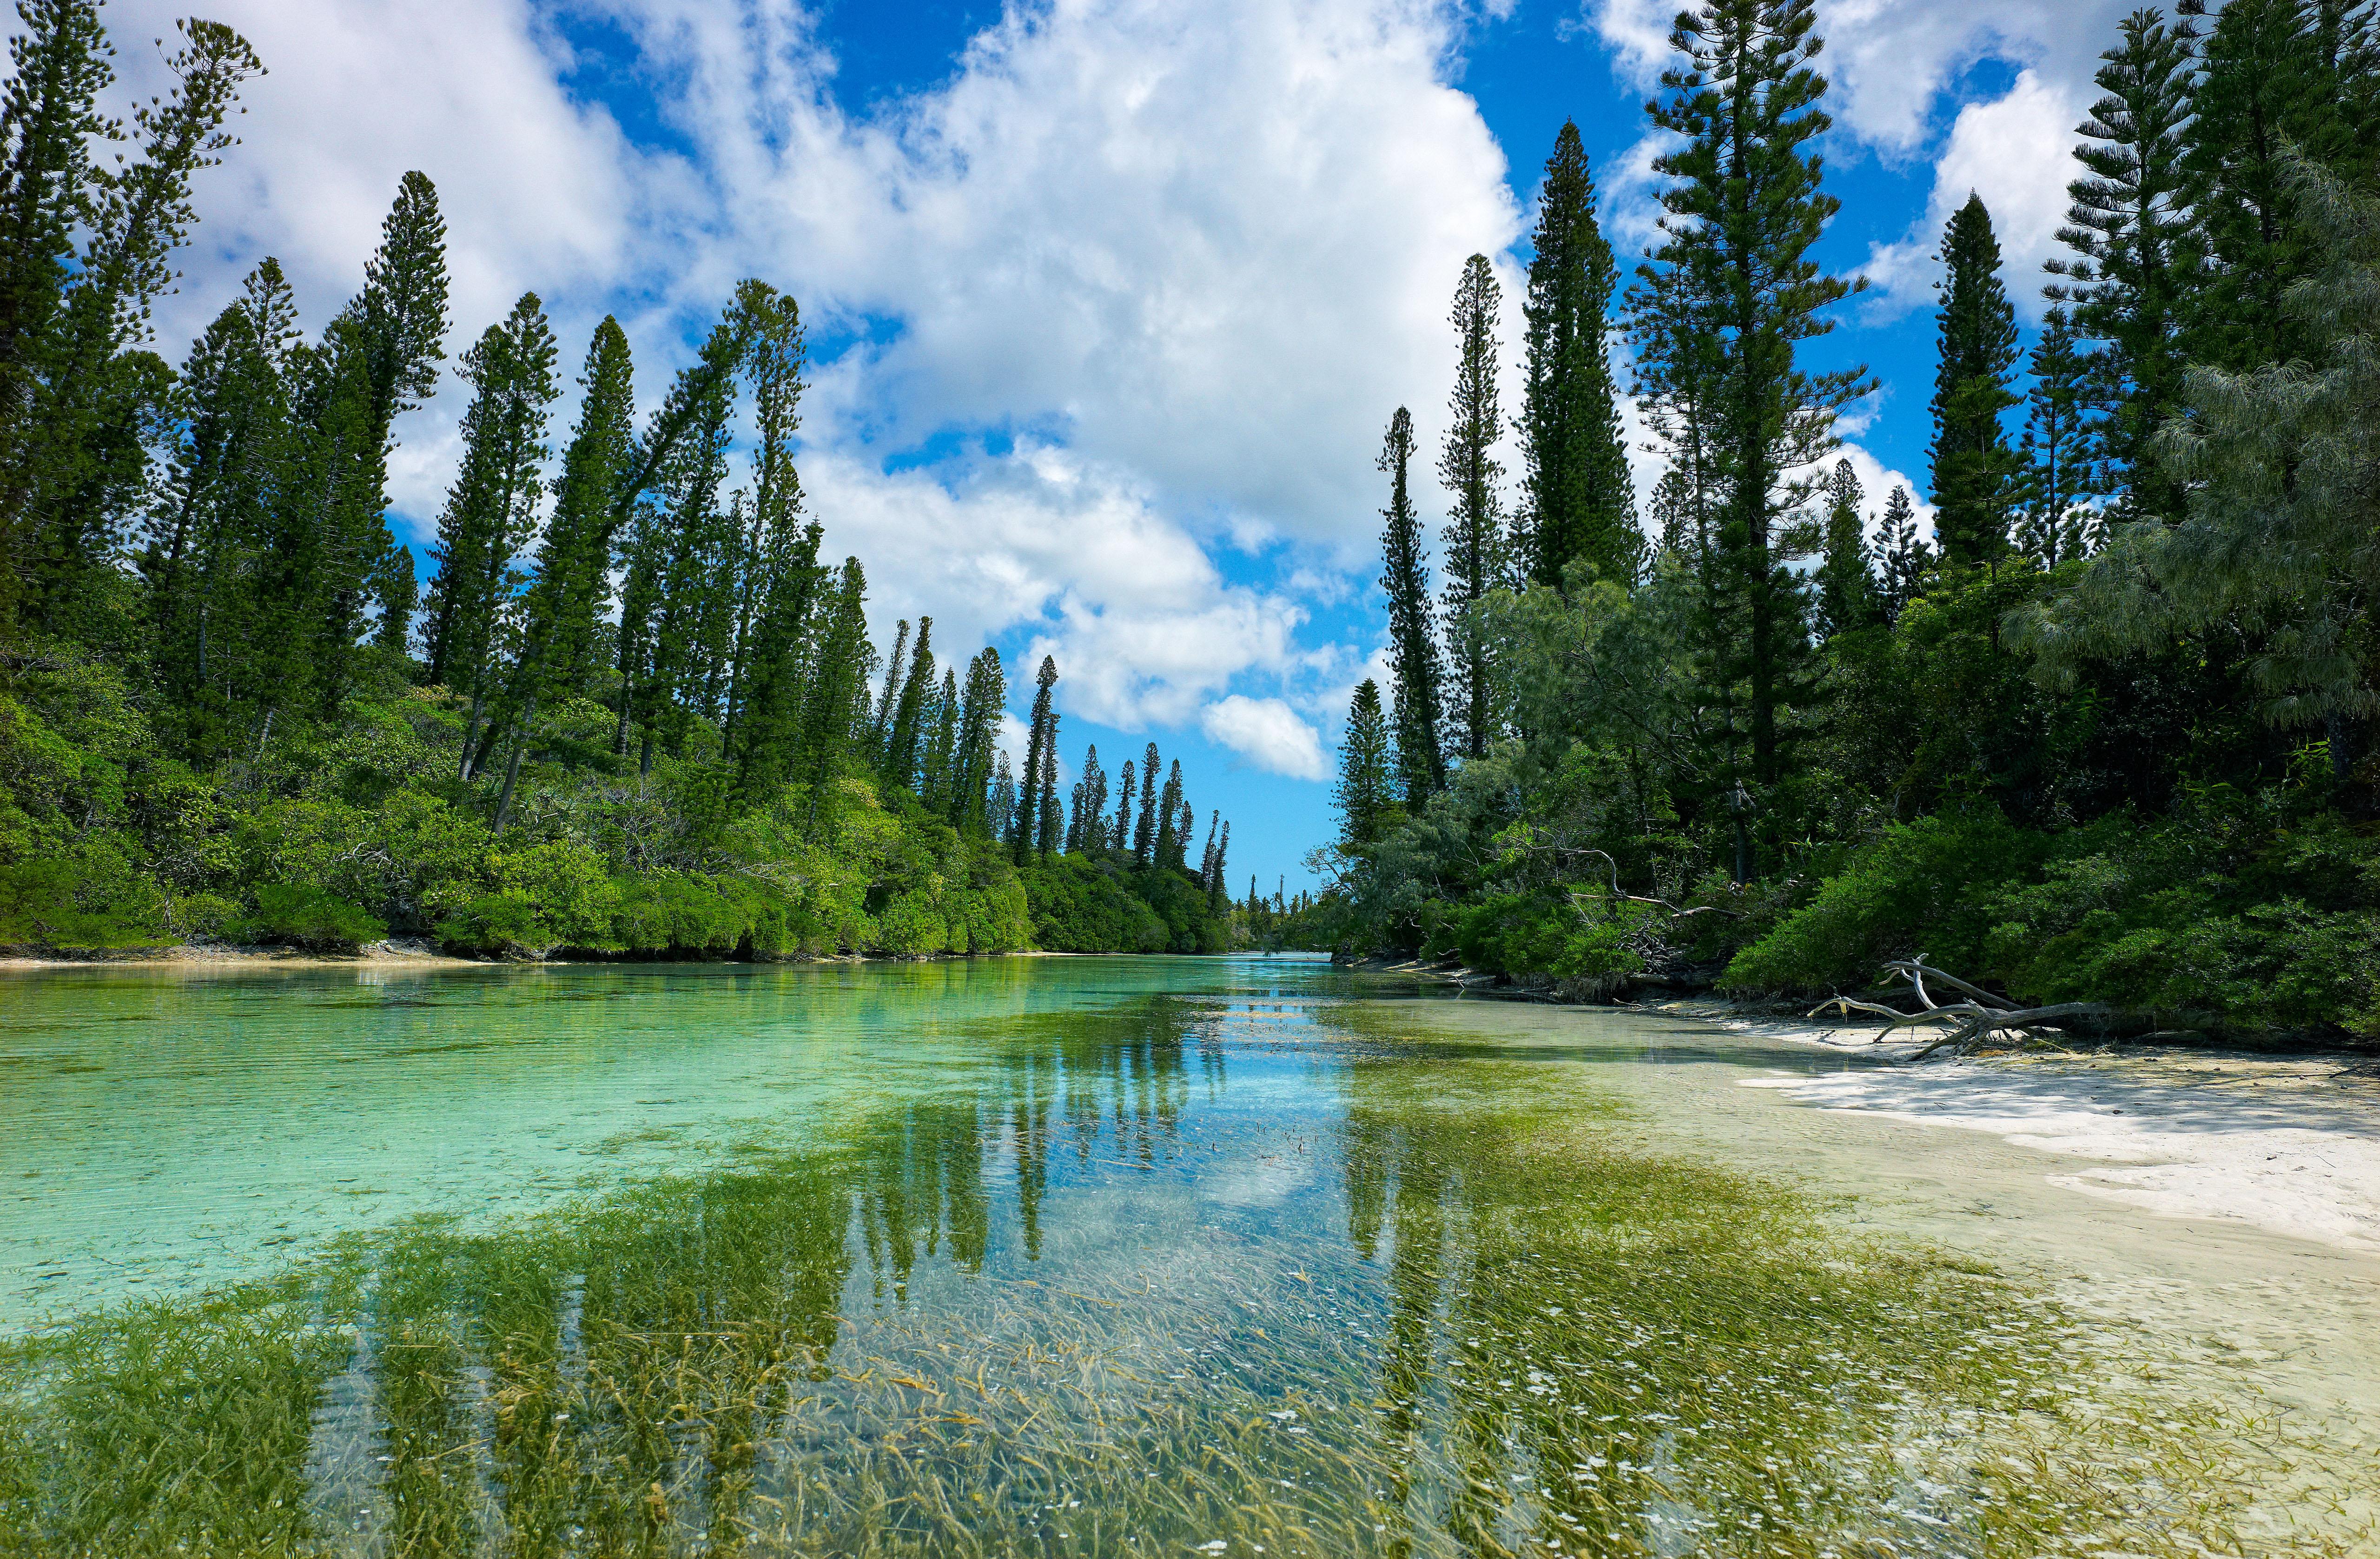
[142,259,299,759]
[1014,654,1058,860]
[1877,486,1928,623]
[1132,746,1160,866]
[1113,759,1138,853]
[1376,406,1446,806]
[1335,680,1393,849]
[1632,0,1869,816]
[1154,760,1183,867]
[1036,716,1063,857]
[950,648,1005,829]
[421,293,560,777]
[1812,459,1877,639]
[1439,254,1508,760]
[920,670,960,811]
[1207,822,1230,913]
[1519,121,1637,589]
[2047,8,2200,524]
[720,280,807,742]
[986,748,1016,842]
[796,559,870,799]
[872,620,911,754]
[0,17,261,637]
[885,616,935,790]
[2016,306,2096,567]
[1928,196,2021,566]
[2182,0,2347,374]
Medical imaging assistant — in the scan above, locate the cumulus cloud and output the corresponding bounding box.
[1201,695,1330,780]
[1860,69,2086,322]
[109,0,1524,752]
[1571,0,2130,160]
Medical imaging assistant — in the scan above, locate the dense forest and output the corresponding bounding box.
[1316,0,2380,1041]
[0,5,1239,959]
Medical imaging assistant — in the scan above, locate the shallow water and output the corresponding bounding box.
[1,957,2373,1556]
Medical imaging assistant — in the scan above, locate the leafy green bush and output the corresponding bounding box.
[233,882,387,951]
[1723,813,2052,993]
[1018,853,1181,952]
[0,840,168,950]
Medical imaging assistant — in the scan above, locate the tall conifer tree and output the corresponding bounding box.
[1376,406,1446,806]
[1928,195,2021,566]
[1631,0,1869,816]
[1439,254,1507,761]
[2017,307,2096,568]
[1335,680,1393,849]
[1519,121,1637,590]
[2048,8,2200,524]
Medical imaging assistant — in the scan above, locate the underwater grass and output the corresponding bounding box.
[0,995,2369,1556]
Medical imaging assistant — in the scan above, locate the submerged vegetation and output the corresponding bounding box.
[1314,0,2380,1042]
[2,984,2360,1556]
[0,4,1237,962]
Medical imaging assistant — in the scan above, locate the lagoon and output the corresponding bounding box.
[1,956,2373,1555]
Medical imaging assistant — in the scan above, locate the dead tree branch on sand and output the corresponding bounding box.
[1806,957,2109,1061]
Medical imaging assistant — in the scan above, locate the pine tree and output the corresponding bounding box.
[2047,8,2200,525]
[1133,744,1160,867]
[1335,680,1393,849]
[951,648,1006,830]
[1155,760,1184,868]
[141,259,298,758]
[1812,459,1878,638]
[2181,0,2349,375]
[616,315,743,773]
[885,616,935,790]
[421,293,560,777]
[1113,759,1137,853]
[1014,654,1058,859]
[1519,121,1638,590]
[986,748,1016,843]
[1036,716,1063,857]
[2023,151,2380,784]
[1877,486,1929,623]
[341,171,452,654]
[1440,253,1508,761]
[0,17,260,635]
[2016,306,2096,568]
[920,670,960,812]
[1376,405,1446,807]
[721,280,805,740]
[873,620,911,754]
[1631,0,1869,811]
[1207,822,1231,913]
[1928,195,2021,566]
[795,558,870,799]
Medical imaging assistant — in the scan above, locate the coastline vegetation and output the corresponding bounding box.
[1311,0,2380,1042]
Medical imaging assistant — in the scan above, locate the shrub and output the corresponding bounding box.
[234,882,387,951]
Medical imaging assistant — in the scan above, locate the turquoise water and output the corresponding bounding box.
[0,956,2365,1555]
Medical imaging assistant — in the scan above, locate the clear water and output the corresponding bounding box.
[0,957,2372,1556]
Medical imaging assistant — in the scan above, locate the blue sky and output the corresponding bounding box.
[116,0,2139,892]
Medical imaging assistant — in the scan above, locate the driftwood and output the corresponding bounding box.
[1806,957,2109,1062]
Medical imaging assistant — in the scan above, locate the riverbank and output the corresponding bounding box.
[1699,1008,2380,1256]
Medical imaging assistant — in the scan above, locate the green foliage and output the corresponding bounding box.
[232,882,387,951]
[1017,852,1176,953]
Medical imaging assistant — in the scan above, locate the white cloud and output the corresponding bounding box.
[109,0,1526,742]
[1860,69,2086,322]
[1826,443,1937,546]
[1201,695,1330,781]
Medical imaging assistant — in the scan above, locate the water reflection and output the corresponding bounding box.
[0,982,2310,1557]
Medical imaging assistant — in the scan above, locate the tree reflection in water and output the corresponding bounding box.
[0,992,2347,1557]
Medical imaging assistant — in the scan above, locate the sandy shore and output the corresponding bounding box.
[0,936,485,971]
[1675,1004,2380,1255]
